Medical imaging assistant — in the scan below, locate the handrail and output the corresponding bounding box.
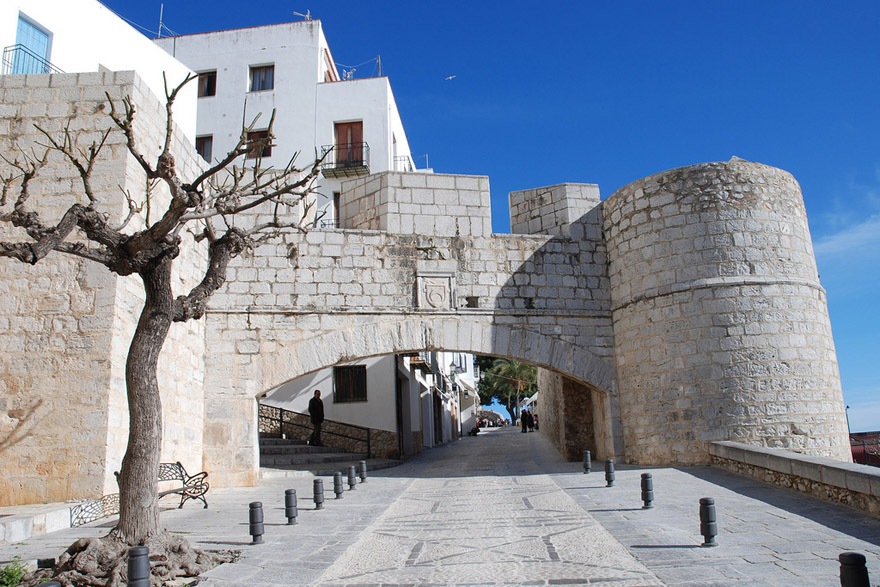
[2,44,64,75]
[258,403,371,458]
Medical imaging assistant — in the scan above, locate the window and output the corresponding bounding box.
[197,71,216,97]
[13,15,51,74]
[249,65,274,92]
[195,135,213,162]
[246,130,272,159]
[334,365,367,403]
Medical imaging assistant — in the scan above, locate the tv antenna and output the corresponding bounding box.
[293,10,312,20]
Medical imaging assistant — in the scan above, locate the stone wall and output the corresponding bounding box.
[509,183,601,237]
[710,441,880,516]
[604,159,850,465]
[340,172,492,238]
[537,368,619,462]
[0,71,207,505]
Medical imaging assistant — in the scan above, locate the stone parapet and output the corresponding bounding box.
[340,172,492,237]
[710,441,880,515]
[509,183,601,237]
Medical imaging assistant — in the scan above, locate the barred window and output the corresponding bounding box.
[334,365,367,403]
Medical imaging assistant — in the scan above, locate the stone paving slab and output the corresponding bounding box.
[2,427,880,586]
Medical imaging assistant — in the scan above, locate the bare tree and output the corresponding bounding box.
[1,74,323,584]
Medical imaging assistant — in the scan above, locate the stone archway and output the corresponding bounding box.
[201,310,619,486]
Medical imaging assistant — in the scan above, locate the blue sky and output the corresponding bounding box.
[100,1,880,431]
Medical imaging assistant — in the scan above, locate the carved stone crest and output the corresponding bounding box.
[416,270,456,310]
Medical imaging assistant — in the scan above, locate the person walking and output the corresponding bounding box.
[521,411,528,433]
[308,389,325,446]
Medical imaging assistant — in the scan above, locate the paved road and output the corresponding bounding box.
[2,426,880,585]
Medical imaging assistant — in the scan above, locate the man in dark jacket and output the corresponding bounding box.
[308,389,325,446]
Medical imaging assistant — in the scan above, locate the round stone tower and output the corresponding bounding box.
[603,158,850,465]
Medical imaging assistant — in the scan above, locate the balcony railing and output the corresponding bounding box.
[321,142,370,178]
[393,155,414,172]
[2,45,63,75]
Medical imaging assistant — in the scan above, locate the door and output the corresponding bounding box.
[334,121,363,166]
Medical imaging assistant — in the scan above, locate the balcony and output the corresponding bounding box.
[2,45,63,75]
[393,155,414,172]
[321,142,370,178]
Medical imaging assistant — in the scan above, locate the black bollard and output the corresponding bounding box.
[313,478,325,510]
[583,450,591,474]
[604,459,615,487]
[640,473,654,509]
[839,552,870,587]
[699,497,718,547]
[127,545,150,587]
[333,472,345,499]
[359,460,368,483]
[248,502,264,544]
[347,465,358,490]
[284,488,298,525]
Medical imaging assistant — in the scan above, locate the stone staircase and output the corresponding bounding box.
[259,437,403,478]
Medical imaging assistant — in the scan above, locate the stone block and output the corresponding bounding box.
[789,456,824,483]
[818,463,848,488]
[845,467,876,495]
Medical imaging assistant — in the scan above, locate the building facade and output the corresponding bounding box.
[153,21,418,227]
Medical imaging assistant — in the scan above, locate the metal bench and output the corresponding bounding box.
[71,462,209,527]
[157,461,209,509]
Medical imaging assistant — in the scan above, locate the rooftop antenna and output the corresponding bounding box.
[293,10,312,20]
[157,4,164,38]
[377,54,381,76]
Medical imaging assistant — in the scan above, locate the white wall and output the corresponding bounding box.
[0,0,196,138]
[154,21,326,171]
[154,22,418,221]
[263,355,398,432]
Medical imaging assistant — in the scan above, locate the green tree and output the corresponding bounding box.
[477,358,536,423]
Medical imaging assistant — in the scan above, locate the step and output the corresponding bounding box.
[259,437,309,446]
[260,458,404,479]
[260,444,343,456]
[259,452,368,467]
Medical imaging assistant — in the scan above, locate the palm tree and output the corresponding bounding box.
[477,358,536,423]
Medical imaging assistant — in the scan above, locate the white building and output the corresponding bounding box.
[262,350,476,459]
[153,21,419,227]
[1,0,197,138]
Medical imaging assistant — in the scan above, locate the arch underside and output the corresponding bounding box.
[247,311,616,396]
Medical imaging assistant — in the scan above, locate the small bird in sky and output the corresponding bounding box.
[444,75,457,81]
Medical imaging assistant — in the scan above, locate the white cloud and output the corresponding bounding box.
[813,214,880,257]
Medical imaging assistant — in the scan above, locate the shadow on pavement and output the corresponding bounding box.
[680,465,880,547]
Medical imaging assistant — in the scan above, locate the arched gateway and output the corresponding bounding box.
[203,161,850,487]
[0,78,851,504]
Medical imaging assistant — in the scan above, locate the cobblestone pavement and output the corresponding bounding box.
[2,426,880,586]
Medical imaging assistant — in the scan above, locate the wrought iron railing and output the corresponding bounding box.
[2,45,64,75]
[320,142,370,174]
[393,155,414,172]
[259,403,371,457]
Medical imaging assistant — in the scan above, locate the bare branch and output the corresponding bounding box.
[171,228,249,322]
[106,94,157,180]
[34,123,112,206]
[109,185,145,231]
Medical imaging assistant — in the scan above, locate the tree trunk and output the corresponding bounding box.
[115,255,174,543]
